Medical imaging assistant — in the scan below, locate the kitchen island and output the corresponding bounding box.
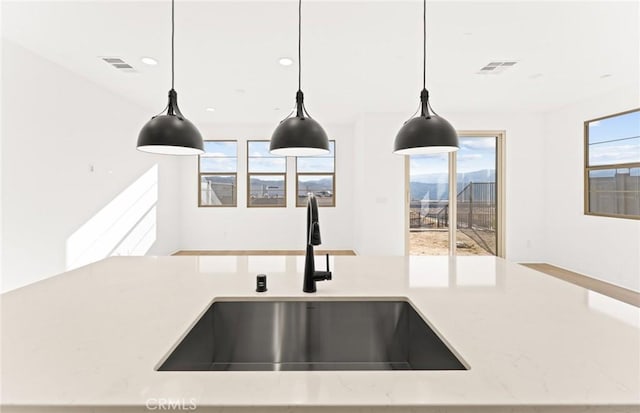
[1,255,638,412]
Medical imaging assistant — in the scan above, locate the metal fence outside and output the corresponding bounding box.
[410,182,497,254]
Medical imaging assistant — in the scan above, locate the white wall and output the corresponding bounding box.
[0,29,4,286]
[1,40,181,292]
[543,88,640,292]
[352,111,547,262]
[177,123,355,251]
[353,113,408,256]
[180,110,548,264]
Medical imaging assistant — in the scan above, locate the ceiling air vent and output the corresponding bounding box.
[101,57,136,73]
[476,60,518,75]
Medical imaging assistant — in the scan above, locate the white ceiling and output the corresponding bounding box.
[2,1,638,124]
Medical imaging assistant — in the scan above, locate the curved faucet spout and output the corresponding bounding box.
[303,193,331,293]
[307,193,321,246]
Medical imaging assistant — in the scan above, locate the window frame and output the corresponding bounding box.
[197,140,238,208]
[295,140,336,207]
[246,140,287,208]
[584,108,640,220]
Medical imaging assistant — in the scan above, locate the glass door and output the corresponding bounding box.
[408,133,504,257]
[455,136,497,256]
[408,153,450,255]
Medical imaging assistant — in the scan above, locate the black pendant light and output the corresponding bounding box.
[137,0,204,155]
[270,0,330,157]
[393,0,459,155]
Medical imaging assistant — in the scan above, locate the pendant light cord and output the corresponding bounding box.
[171,0,175,90]
[298,0,302,91]
[422,0,426,90]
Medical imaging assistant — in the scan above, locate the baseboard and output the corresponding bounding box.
[172,250,357,256]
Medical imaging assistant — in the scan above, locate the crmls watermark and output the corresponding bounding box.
[145,398,197,410]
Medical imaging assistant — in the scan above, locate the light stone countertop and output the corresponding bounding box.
[1,255,639,412]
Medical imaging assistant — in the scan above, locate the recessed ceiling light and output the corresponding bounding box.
[278,57,294,66]
[205,107,215,112]
[141,57,158,66]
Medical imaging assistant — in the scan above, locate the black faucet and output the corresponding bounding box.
[303,193,332,293]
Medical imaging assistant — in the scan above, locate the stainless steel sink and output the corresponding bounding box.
[158,299,467,371]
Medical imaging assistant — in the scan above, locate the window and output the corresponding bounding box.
[247,141,286,207]
[585,109,640,219]
[198,141,237,207]
[296,141,335,207]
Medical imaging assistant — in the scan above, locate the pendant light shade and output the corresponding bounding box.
[393,90,458,155]
[393,0,458,155]
[269,0,330,156]
[270,91,330,156]
[137,0,203,155]
[137,90,204,155]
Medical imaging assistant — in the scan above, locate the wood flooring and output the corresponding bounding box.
[521,263,639,308]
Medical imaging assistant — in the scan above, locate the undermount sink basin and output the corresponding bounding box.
[158,299,467,371]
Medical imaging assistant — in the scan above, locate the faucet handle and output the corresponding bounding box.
[313,254,332,282]
[324,254,332,280]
